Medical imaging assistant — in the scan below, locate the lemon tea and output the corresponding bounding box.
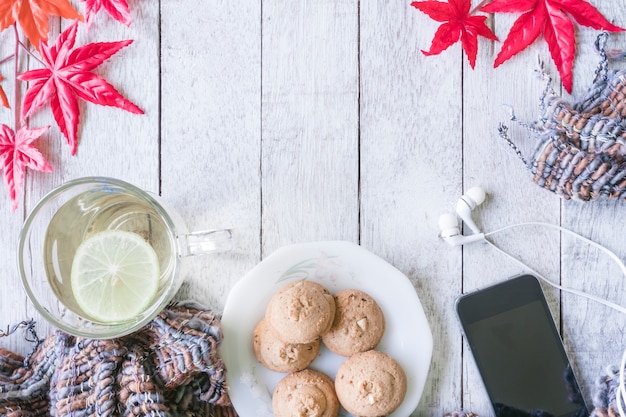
[19,177,232,338]
[42,187,176,321]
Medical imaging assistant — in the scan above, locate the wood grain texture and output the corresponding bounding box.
[0,1,624,416]
[160,0,261,311]
[560,2,626,402]
[0,28,28,355]
[261,0,359,253]
[461,11,563,415]
[360,2,464,414]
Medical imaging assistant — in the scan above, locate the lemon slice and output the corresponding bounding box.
[70,230,160,323]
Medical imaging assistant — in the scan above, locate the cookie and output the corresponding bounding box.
[322,289,385,356]
[334,350,407,417]
[252,318,320,373]
[272,369,339,417]
[265,280,336,344]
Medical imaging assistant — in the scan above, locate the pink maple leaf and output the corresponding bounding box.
[81,0,132,28]
[18,21,144,155]
[0,124,52,211]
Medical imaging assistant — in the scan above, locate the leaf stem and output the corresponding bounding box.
[470,0,492,15]
[17,41,43,66]
[13,24,19,130]
[0,54,15,66]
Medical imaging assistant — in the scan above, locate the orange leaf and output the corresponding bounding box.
[0,0,82,50]
[0,1,18,31]
[0,75,8,108]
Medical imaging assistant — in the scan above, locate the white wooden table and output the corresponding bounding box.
[2,1,626,416]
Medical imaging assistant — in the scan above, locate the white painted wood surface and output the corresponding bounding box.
[1,1,626,415]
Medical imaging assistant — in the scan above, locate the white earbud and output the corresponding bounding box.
[439,185,626,405]
[456,186,486,234]
[438,212,485,246]
[438,186,487,246]
[439,180,626,382]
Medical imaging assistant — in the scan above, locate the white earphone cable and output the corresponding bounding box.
[444,189,626,413]
[486,221,626,284]
[481,221,626,414]
[484,239,626,315]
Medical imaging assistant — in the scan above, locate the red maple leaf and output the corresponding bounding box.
[81,0,132,28]
[0,124,51,211]
[481,0,624,93]
[18,21,144,155]
[0,0,82,51]
[411,0,498,68]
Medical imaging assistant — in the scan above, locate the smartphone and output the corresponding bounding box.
[456,274,588,417]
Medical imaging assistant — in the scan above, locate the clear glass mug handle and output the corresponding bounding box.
[181,228,234,256]
[149,192,235,257]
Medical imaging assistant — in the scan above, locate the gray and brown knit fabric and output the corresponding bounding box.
[499,33,626,202]
[0,304,238,417]
[525,69,626,201]
[589,365,624,417]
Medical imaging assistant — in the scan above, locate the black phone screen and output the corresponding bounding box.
[456,275,587,417]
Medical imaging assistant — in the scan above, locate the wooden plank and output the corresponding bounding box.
[360,3,463,415]
[461,10,563,415]
[560,2,626,404]
[0,27,30,354]
[0,4,160,350]
[457,1,626,411]
[160,0,262,311]
[261,0,359,253]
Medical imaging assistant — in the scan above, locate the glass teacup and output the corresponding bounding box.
[18,177,233,339]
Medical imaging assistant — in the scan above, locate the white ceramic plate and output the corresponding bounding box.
[220,241,433,417]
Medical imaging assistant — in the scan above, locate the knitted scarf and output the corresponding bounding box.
[0,304,238,417]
